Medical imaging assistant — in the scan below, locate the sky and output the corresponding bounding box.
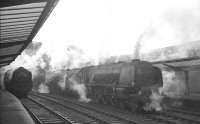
[34,0,200,61]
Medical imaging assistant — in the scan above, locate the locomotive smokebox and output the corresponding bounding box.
[4,67,33,98]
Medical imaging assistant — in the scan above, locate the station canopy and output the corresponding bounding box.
[152,57,200,71]
[0,0,59,67]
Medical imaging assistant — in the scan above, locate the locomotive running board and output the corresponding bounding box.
[151,57,200,71]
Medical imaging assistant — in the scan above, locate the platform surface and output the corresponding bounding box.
[181,93,200,101]
[0,90,35,124]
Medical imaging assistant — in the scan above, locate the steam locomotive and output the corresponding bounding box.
[4,67,33,98]
[65,60,163,112]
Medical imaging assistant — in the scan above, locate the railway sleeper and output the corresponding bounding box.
[162,112,200,123]
[147,115,186,124]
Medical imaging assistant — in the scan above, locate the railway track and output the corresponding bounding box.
[29,95,134,124]
[30,93,160,124]
[168,106,200,117]
[163,107,200,123]
[29,93,200,124]
[143,105,200,124]
[21,98,77,124]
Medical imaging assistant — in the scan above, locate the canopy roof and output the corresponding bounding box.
[152,57,200,71]
[0,0,59,67]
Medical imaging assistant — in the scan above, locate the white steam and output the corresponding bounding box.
[161,70,187,98]
[140,1,200,54]
[69,75,91,103]
[38,83,49,93]
[144,89,163,111]
[57,74,67,90]
[137,1,200,110]
[0,41,95,93]
[145,69,187,111]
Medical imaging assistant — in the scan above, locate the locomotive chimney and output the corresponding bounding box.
[132,59,140,62]
[133,40,141,59]
[133,30,147,60]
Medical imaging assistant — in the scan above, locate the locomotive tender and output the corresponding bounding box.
[66,60,163,111]
[4,67,33,98]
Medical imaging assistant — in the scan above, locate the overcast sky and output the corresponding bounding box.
[34,0,200,61]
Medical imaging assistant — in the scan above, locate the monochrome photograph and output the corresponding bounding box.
[1,0,200,124]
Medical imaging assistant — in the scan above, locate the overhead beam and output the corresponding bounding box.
[1,26,33,31]
[163,63,183,71]
[0,60,13,64]
[177,65,200,71]
[0,54,19,59]
[1,33,30,38]
[0,15,39,20]
[1,28,32,33]
[1,24,35,30]
[0,36,28,41]
[0,0,47,7]
[1,31,31,36]
[0,19,38,25]
[0,6,43,11]
[152,57,200,64]
[0,11,41,16]
[0,41,26,48]
[0,22,36,27]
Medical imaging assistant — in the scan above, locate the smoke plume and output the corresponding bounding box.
[38,83,49,93]
[160,70,187,98]
[137,0,200,59]
[68,75,91,102]
[24,42,42,56]
[144,69,187,111]
[136,1,200,111]
[0,40,93,95]
[144,89,164,111]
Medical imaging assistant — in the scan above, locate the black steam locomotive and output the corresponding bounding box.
[65,60,163,112]
[4,67,33,98]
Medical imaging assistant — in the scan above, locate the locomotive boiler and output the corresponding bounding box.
[4,67,33,98]
[66,60,163,112]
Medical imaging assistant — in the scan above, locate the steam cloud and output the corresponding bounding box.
[136,1,200,111]
[38,83,49,93]
[1,0,200,109]
[140,6,200,53]
[144,89,164,111]
[68,75,91,102]
[144,69,187,111]
[137,0,200,61]
[160,70,187,98]
[0,41,92,101]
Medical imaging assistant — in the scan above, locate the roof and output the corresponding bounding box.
[0,0,59,67]
[152,57,200,71]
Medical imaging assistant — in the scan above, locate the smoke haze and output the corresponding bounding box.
[1,0,200,109]
[0,41,91,94]
[140,1,200,54]
[161,70,187,98]
[69,75,91,102]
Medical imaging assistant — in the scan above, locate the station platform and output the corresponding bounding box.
[181,93,200,101]
[0,90,34,124]
[181,93,200,108]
